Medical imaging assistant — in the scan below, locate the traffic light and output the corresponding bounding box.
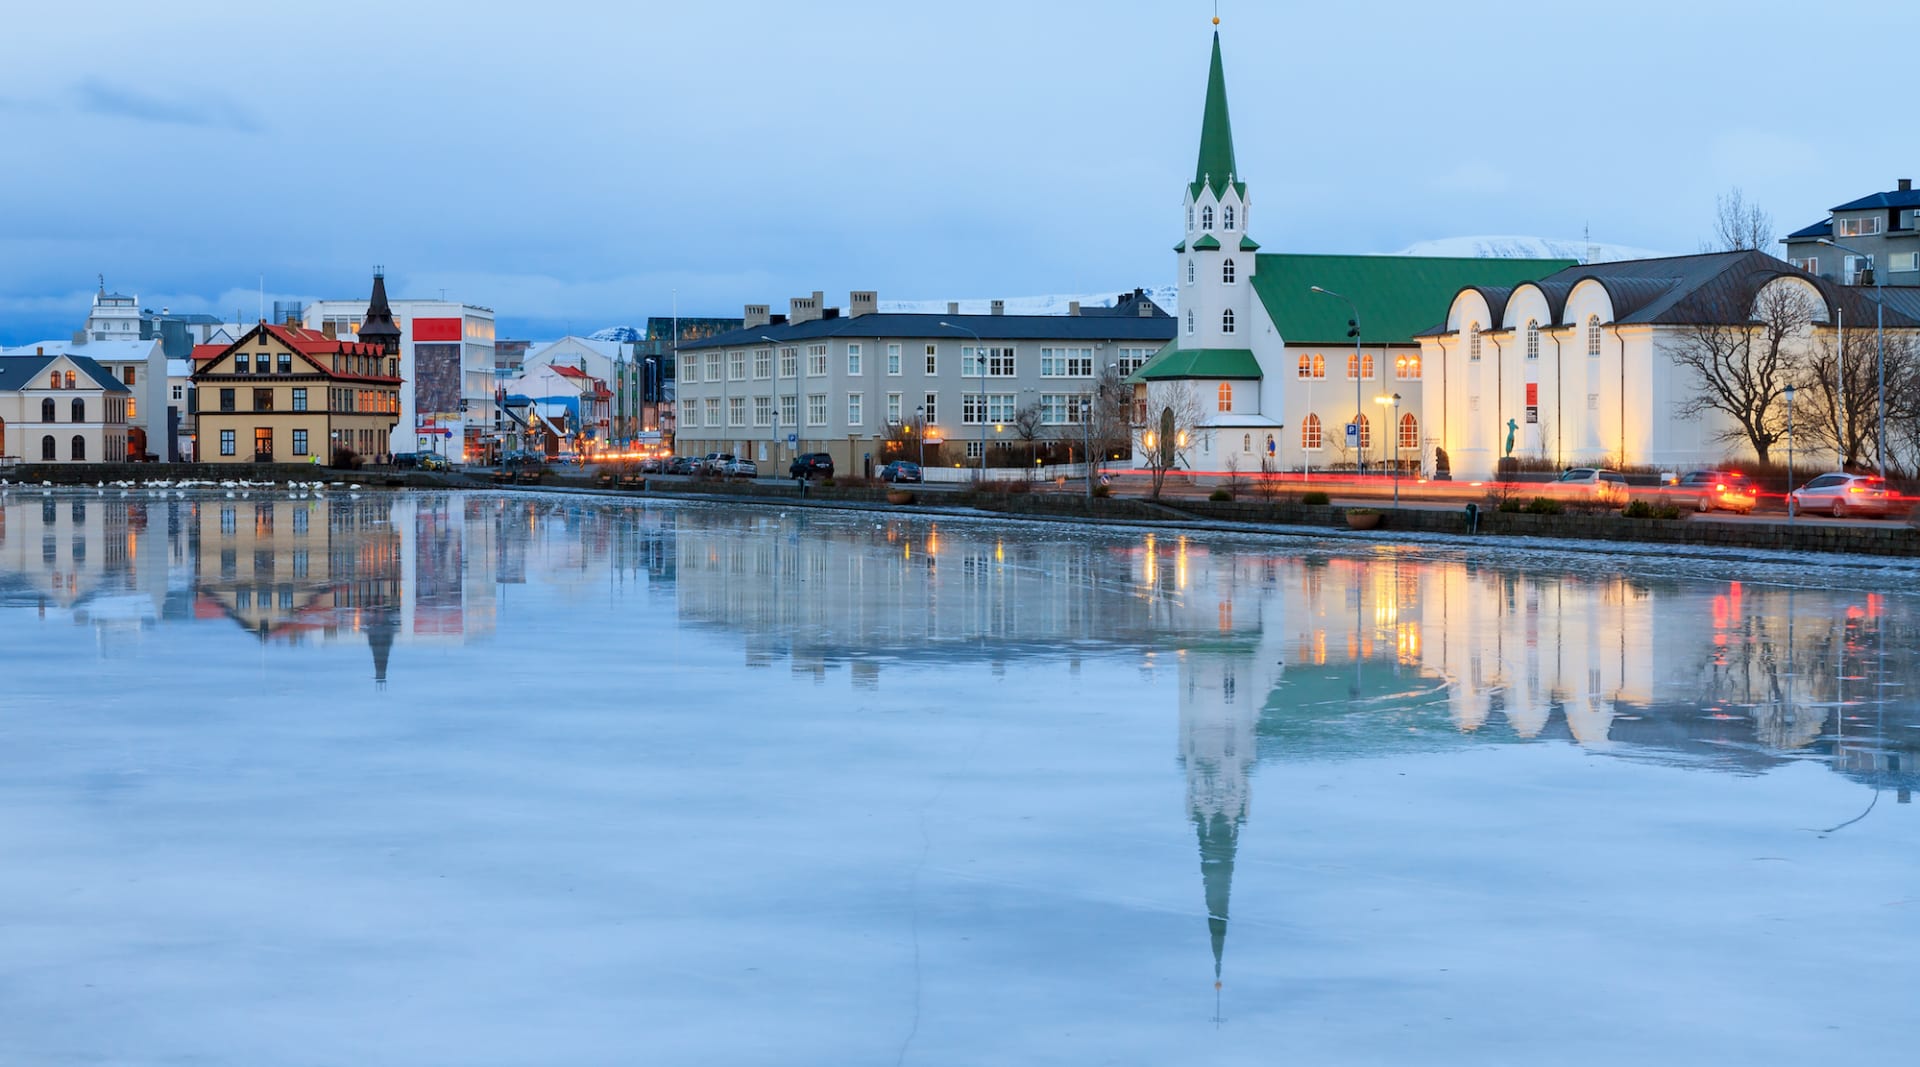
[1347,318,1359,339]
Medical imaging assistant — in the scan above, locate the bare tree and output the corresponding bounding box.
[1799,321,1881,470]
[1009,399,1044,477]
[1708,186,1774,252]
[1132,381,1206,499]
[1670,282,1818,463]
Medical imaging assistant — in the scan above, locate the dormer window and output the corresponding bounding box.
[1223,205,1235,231]
[1201,205,1214,231]
[1836,215,1883,238]
[1222,258,1236,284]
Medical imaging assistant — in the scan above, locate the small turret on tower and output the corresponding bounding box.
[358,268,402,357]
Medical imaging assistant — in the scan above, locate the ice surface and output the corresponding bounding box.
[0,490,1914,1065]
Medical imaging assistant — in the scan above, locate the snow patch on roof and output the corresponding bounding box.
[1391,235,1668,264]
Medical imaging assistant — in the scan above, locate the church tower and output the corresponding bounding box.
[1175,25,1259,352]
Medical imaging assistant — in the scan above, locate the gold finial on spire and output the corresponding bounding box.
[1213,15,1220,24]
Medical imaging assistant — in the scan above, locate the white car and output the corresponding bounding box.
[723,458,758,479]
[1789,472,1894,518]
[1547,468,1631,506]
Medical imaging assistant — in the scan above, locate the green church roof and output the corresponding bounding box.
[1173,241,1187,253]
[1189,32,1243,201]
[1238,236,1262,252]
[1249,254,1578,346]
[1191,233,1222,251]
[1128,347,1262,383]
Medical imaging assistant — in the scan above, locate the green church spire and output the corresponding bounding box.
[1190,31,1242,201]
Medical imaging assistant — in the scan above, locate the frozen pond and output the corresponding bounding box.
[2,489,1916,1065]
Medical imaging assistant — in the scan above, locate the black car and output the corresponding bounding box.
[880,460,923,483]
[667,456,699,476]
[790,452,835,480]
[391,452,421,469]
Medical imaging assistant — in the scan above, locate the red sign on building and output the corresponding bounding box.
[413,317,462,342]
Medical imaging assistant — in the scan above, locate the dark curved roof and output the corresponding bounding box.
[1461,286,1514,324]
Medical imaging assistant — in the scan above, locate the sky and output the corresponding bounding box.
[1,0,1913,345]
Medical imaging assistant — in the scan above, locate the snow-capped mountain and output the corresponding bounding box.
[588,325,642,342]
[1391,235,1667,264]
[879,285,1178,317]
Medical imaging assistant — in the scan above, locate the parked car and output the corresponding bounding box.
[390,452,421,469]
[419,452,451,472]
[1789,472,1894,518]
[638,456,665,474]
[880,460,924,483]
[503,449,548,468]
[667,456,699,476]
[1548,467,1630,506]
[1673,469,1756,514]
[700,452,736,475]
[790,452,835,480]
[724,458,758,479]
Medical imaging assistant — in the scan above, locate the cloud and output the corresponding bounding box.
[70,79,260,132]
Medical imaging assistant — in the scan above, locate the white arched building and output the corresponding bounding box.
[1417,250,1919,480]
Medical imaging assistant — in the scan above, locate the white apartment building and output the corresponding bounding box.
[303,296,496,461]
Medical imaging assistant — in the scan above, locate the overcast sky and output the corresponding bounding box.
[2,0,1912,344]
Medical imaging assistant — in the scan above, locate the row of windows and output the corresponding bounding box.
[1295,412,1419,451]
[1294,353,1422,380]
[1186,258,1240,285]
[216,428,316,456]
[689,385,1186,432]
[1185,309,1237,335]
[1186,203,1239,232]
[36,435,91,461]
[703,341,1136,382]
[1465,317,1607,361]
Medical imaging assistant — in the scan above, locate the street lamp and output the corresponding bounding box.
[1375,392,1402,508]
[1310,286,1363,473]
[914,403,926,470]
[1817,237,1887,478]
[938,320,988,481]
[1785,382,1798,523]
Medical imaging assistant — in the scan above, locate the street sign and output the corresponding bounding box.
[787,433,798,446]
[1345,422,1359,446]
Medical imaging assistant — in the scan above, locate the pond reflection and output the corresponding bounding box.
[1,488,1914,1062]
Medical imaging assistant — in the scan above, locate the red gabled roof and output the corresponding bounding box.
[549,364,589,379]
[191,343,227,362]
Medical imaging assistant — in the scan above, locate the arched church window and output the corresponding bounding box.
[1224,205,1236,230]
[1302,414,1322,450]
[1222,258,1236,284]
[1468,322,1482,361]
[1187,259,1196,285]
[1187,205,1194,231]
[1221,309,1235,334]
[1218,382,1233,412]
[1526,320,1540,359]
[1587,316,1601,358]
[1186,309,1195,335]
[1201,205,1214,230]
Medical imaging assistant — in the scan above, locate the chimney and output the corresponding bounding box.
[1903,178,1914,193]
[849,290,878,317]
[37,346,45,355]
[947,302,960,315]
[321,321,338,340]
[990,300,1005,316]
[1068,301,1081,316]
[789,292,823,324]
[744,303,770,330]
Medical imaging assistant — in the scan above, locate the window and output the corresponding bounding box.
[780,347,798,378]
[728,350,746,381]
[1587,393,1599,411]
[126,398,135,419]
[48,372,61,390]
[1297,353,1327,379]
[887,344,901,375]
[1399,413,1418,451]
[1187,205,1194,230]
[41,435,55,461]
[807,345,827,376]
[1221,309,1235,334]
[806,394,827,426]
[962,393,1017,424]
[236,354,250,373]
[923,393,937,424]
[1836,215,1883,238]
[703,397,720,426]
[1223,204,1235,231]
[41,398,54,421]
[1187,259,1196,285]
[847,392,862,424]
[1302,413,1323,451]
[925,345,938,375]
[1395,353,1421,380]
[254,428,272,458]
[847,344,862,376]
[1793,256,1819,274]
[1201,205,1214,230]
[704,354,721,382]
[754,348,773,379]
[219,429,236,456]
[1242,433,1252,453]
[172,385,183,401]
[728,396,746,427]
[292,388,307,412]
[123,366,136,385]
[1846,255,1876,284]
[1587,316,1601,358]
[254,388,273,412]
[962,347,1016,377]
[1116,348,1155,374]
[1039,393,1088,425]
[1222,258,1236,284]
[779,395,797,428]
[754,396,774,427]
[1346,352,1374,380]
[1468,322,1481,361]
[1040,348,1093,377]
[679,400,696,427]
[293,429,309,455]
[278,353,292,374]
[1352,414,1371,450]
[1217,382,1233,412]
[1525,320,1540,360]
[63,371,75,389]
[1186,309,1195,335]
[887,393,902,422]
[966,440,985,459]
[1892,252,1920,273]
[71,397,85,422]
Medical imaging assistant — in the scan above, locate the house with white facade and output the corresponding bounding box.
[1128,30,1570,478]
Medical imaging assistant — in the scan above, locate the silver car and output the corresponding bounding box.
[723,458,758,479]
[1789,472,1893,518]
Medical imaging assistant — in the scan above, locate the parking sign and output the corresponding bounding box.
[1345,422,1359,446]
